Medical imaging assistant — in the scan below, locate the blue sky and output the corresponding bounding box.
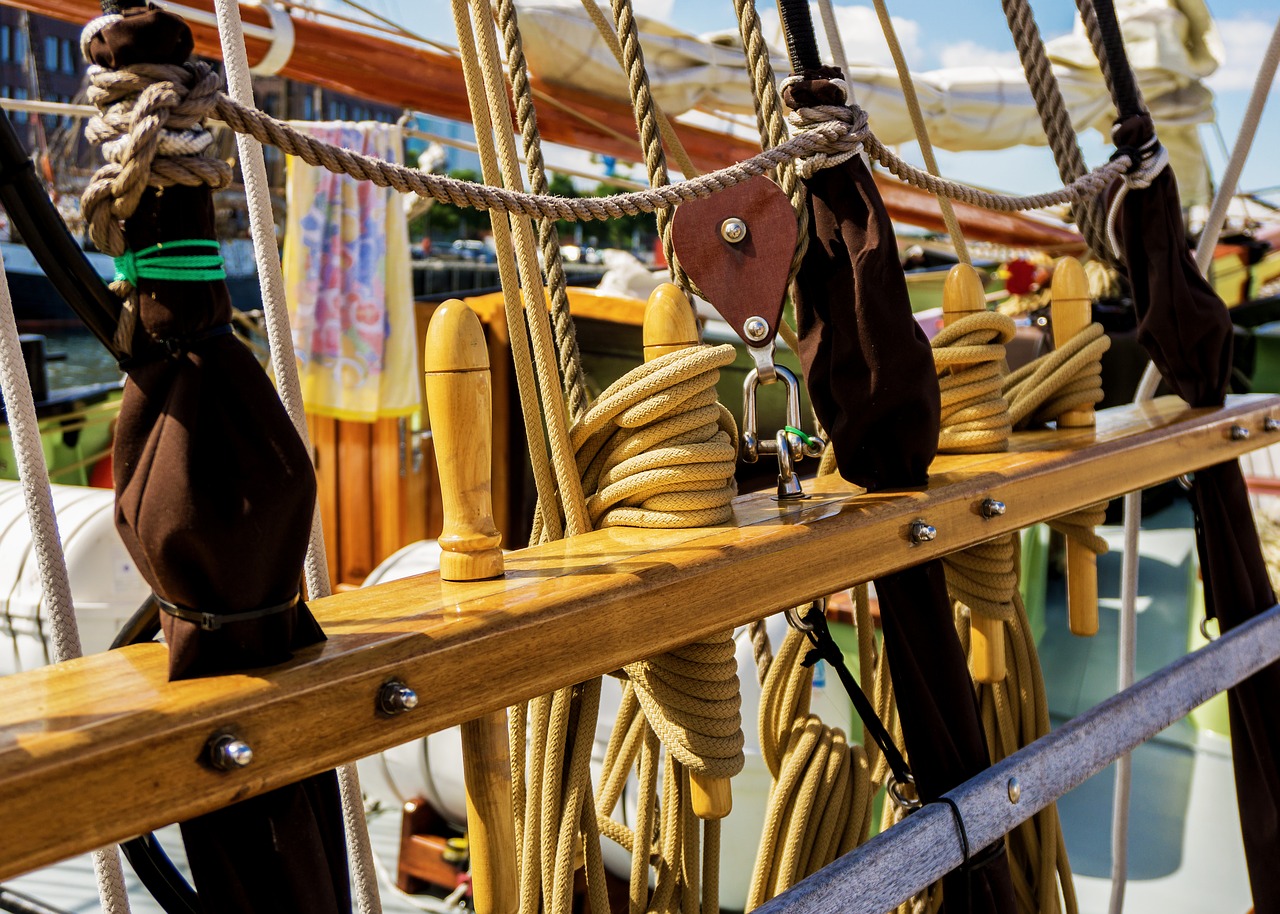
[373,0,1278,208]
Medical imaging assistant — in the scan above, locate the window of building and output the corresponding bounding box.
[13,29,26,65]
[44,35,58,72]
[12,87,27,124]
[60,39,75,75]
[0,27,9,63]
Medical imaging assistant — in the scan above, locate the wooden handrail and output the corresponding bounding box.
[0,393,1276,880]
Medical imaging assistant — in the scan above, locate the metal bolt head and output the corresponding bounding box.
[908,520,937,545]
[720,217,748,244]
[1007,777,1021,804]
[209,735,254,771]
[743,316,769,342]
[1265,417,1279,433]
[378,680,419,715]
[980,498,1006,519]
[1230,424,1250,441]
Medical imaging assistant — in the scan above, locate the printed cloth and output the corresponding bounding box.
[284,121,418,420]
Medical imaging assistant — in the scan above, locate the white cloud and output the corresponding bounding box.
[936,40,1021,71]
[632,0,676,24]
[1207,15,1279,94]
[758,3,923,69]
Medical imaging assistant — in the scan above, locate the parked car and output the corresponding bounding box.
[449,239,497,263]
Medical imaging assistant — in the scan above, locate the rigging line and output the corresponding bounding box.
[208,5,384,914]
[1193,14,1280,276]
[867,0,968,264]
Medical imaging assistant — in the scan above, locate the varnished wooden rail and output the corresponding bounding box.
[0,393,1277,879]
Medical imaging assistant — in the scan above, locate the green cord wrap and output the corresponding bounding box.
[113,239,227,286]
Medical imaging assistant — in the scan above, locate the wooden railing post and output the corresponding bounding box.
[424,301,518,914]
[942,264,1006,683]
[1051,258,1100,637]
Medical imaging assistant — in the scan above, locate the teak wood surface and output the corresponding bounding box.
[0,394,1276,879]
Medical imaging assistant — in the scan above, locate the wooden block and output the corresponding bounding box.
[643,283,700,363]
[1050,257,1094,429]
[425,301,517,914]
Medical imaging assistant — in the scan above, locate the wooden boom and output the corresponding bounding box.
[19,0,1085,251]
[0,394,1276,880]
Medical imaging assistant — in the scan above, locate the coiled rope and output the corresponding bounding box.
[579,343,745,913]
[748,626,871,909]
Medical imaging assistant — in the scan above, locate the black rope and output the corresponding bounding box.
[775,0,822,73]
[796,604,915,791]
[932,795,1008,911]
[1077,0,1144,119]
[0,110,122,358]
[0,886,75,914]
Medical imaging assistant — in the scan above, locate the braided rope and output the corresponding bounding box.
[1003,322,1110,427]
[81,65,1133,228]
[608,0,692,294]
[495,0,590,423]
[931,311,1017,454]
[747,627,869,909]
[1001,0,1111,260]
[732,0,810,288]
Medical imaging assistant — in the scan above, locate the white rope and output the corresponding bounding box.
[0,253,133,914]
[1194,15,1280,276]
[209,2,382,912]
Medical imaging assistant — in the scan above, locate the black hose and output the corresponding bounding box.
[0,886,74,914]
[108,599,202,914]
[775,0,822,73]
[1078,0,1144,119]
[0,110,122,357]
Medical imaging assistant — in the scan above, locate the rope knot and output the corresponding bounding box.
[779,76,869,179]
[81,53,232,259]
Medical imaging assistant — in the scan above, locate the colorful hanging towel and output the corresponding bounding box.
[283,121,419,421]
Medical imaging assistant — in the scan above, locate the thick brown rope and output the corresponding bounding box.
[494,0,590,423]
[608,0,692,295]
[1001,0,1111,261]
[83,65,1134,227]
[732,0,810,288]
[81,59,232,356]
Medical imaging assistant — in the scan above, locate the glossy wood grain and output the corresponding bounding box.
[0,394,1277,879]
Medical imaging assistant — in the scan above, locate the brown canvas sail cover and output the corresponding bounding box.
[1112,111,1280,912]
[89,8,349,913]
[783,69,1017,914]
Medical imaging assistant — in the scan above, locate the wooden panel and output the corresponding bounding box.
[0,394,1276,879]
[308,413,340,591]
[337,419,375,585]
[372,417,408,564]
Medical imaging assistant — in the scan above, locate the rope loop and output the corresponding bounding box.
[81,55,232,258]
[779,81,868,178]
[1105,136,1169,260]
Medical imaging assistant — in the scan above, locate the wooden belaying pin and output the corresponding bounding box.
[942,264,1006,684]
[425,301,517,914]
[644,283,733,821]
[1051,257,1100,638]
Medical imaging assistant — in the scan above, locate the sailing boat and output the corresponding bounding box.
[1,1,1279,914]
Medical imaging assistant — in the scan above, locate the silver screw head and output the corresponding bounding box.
[1231,424,1250,441]
[908,520,937,544]
[1265,417,1279,432]
[378,680,419,715]
[720,217,748,244]
[1008,777,1021,803]
[980,498,1006,519]
[209,735,254,771]
[743,316,769,342]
